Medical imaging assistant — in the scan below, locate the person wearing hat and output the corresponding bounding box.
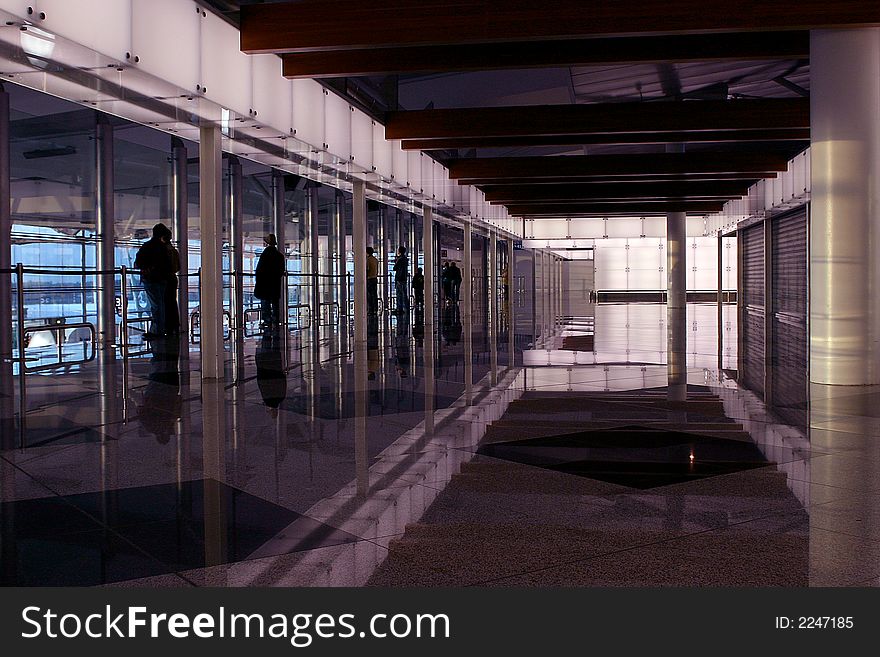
[254,233,285,329]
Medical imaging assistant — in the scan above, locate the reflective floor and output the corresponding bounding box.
[2,303,879,587]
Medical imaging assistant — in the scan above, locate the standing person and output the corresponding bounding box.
[134,223,173,339]
[254,233,285,329]
[412,266,425,309]
[393,246,409,313]
[162,226,181,336]
[449,261,462,303]
[366,246,379,314]
[441,262,452,305]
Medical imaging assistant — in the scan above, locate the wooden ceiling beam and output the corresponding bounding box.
[402,131,809,150]
[385,100,808,141]
[447,152,791,181]
[506,200,726,216]
[241,1,880,54]
[281,32,809,78]
[482,180,751,202]
[460,173,772,185]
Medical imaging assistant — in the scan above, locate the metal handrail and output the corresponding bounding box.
[21,322,96,373]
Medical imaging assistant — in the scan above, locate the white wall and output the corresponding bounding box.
[593,236,736,292]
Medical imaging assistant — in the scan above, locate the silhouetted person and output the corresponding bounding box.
[366,246,379,315]
[134,223,173,339]
[367,312,379,380]
[449,262,462,303]
[254,233,285,328]
[255,330,287,418]
[441,261,452,304]
[393,246,409,313]
[394,317,410,377]
[412,267,425,309]
[161,225,181,336]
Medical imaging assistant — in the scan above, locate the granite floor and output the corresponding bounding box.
[2,303,877,586]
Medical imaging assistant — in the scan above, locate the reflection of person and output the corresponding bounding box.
[442,302,462,345]
[161,226,181,336]
[367,312,379,380]
[412,267,424,309]
[449,262,462,303]
[255,330,287,418]
[393,317,410,377]
[137,337,181,443]
[254,233,285,328]
[366,247,379,315]
[134,223,173,339]
[393,246,409,313]
[412,307,424,347]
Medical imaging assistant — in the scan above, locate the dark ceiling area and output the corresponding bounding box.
[221,1,880,218]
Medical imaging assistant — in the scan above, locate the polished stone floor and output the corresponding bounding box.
[2,302,878,586]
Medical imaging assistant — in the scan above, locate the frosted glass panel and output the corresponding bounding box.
[351,111,373,170]
[201,12,252,117]
[373,125,393,178]
[569,218,605,239]
[292,79,324,149]
[606,217,642,238]
[132,0,200,93]
[421,155,435,199]
[407,151,422,191]
[324,91,351,160]
[252,53,292,134]
[39,0,131,61]
[391,141,408,184]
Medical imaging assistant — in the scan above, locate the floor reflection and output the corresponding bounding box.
[3,301,880,586]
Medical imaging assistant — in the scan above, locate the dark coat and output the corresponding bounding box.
[393,254,408,283]
[134,237,172,283]
[254,245,285,300]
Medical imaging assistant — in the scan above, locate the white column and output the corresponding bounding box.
[810,28,880,385]
[199,125,224,380]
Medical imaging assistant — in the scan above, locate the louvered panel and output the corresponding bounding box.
[741,223,765,396]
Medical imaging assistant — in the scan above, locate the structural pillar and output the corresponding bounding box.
[508,237,515,368]
[272,170,287,330]
[463,222,473,404]
[423,206,435,434]
[352,180,368,495]
[489,231,498,385]
[810,28,880,385]
[172,137,189,344]
[336,190,348,339]
[199,125,224,380]
[667,210,687,402]
[229,156,244,380]
[95,116,116,352]
[717,230,723,371]
[0,85,14,447]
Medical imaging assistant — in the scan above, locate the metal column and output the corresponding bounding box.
[95,116,116,353]
[199,125,224,380]
[272,170,287,329]
[352,180,368,495]
[0,85,13,447]
[717,231,723,371]
[229,156,244,380]
[667,211,687,402]
[463,222,473,404]
[508,237,515,368]
[336,190,348,336]
[423,206,435,435]
[172,137,189,344]
[489,231,498,385]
